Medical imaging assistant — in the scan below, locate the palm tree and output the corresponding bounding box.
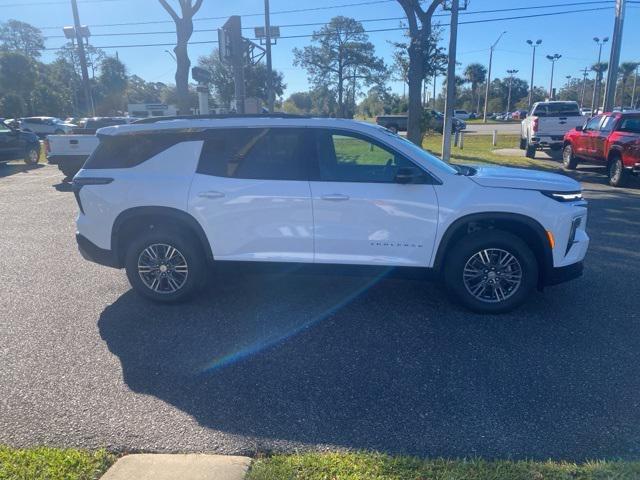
[464,63,487,114]
[618,62,639,108]
[591,61,608,111]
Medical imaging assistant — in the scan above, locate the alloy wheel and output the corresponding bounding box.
[463,248,523,303]
[137,243,189,294]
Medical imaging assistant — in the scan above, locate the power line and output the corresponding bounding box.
[0,0,120,6]
[42,1,616,39]
[41,5,615,52]
[35,0,614,31]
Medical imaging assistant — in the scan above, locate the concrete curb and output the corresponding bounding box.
[100,454,252,480]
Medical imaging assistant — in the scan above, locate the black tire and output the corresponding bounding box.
[443,230,539,314]
[124,227,207,303]
[562,144,578,170]
[608,156,628,187]
[519,137,527,150]
[525,141,536,159]
[24,145,40,165]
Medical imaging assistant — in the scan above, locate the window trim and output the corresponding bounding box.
[309,128,439,185]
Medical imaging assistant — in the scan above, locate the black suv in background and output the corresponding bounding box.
[0,120,41,166]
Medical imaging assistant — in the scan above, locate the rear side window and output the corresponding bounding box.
[198,128,312,181]
[618,117,640,133]
[84,134,181,169]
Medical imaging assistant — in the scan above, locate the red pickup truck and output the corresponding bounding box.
[562,112,640,187]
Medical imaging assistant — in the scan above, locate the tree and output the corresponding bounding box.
[198,49,286,107]
[282,92,313,114]
[0,52,37,112]
[293,16,386,118]
[0,93,25,118]
[463,63,487,114]
[94,56,128,115]
[396,0,443,144]
[159,0,204,114]
[0,20,45,59]
[591,61,608,110]
[618,62,638,108]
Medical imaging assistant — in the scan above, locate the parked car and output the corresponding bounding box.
[47,117,133,179]
[375,115,407,133]
[562,112,640,187]
[376,112,466,134]
[454,110,470,120]
[19,117,76,137]
[520,101,584,158]
[74,114,588,313]
[0,119,41,165]
[511,110,528,121]
[580,108,592,116]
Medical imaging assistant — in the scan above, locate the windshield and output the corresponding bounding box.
[379,128,458,175]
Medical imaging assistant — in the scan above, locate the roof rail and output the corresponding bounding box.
[132,113,312,124]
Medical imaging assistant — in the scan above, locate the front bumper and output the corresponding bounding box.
[543,261,584,286]
[76,233,121,269]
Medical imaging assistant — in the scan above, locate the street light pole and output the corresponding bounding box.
[70,0,93,115]
[591,36,609,113]
[441,0,459,163]
[506,69,518,114]
[546,54,561,100]
[483,30,507,123]
[526,39,542,109]
[264,0,275,112]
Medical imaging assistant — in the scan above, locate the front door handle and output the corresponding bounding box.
[198,191,225,199]
[321,194,350,201]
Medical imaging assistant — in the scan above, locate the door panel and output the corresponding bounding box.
[310,130,439,267]
[0,129,21,160]
[188,127,315,263]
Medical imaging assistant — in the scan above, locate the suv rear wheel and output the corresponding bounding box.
[124,228,206,303]
[444,230,538,314]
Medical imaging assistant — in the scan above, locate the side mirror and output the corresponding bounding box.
[395,167,422,184]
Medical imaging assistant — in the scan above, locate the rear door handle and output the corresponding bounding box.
[321,194,350,201]
[198,191,225,199]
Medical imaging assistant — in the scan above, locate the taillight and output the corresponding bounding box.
[532,117,539,133]
[72,177,113,214]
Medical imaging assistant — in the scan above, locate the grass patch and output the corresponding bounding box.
[247,452,640,480]
[0,446,116,480]
[422,133,556,170]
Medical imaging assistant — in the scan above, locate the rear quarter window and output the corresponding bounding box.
[84,134,182,169]
[618,117,640,134]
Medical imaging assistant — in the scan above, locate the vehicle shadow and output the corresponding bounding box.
[0,162,44,178]
[99,215,640,462]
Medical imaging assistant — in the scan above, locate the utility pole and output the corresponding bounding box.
[441,0,459,163]
[603,0,626,112]
[70,0,93,115]
[579,67,589,108]
[483,31,507,123]
[546,54,561,100]
[506,69,518,114]
[526,39,542,109]
[631,63,638,109]
[591,36,609,113]
[264,0,274,112]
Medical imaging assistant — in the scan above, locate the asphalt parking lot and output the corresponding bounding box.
[1,161,640,460]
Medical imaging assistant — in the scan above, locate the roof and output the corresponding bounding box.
[97,116,384,136]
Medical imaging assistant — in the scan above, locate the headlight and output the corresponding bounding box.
[541,191,583,202]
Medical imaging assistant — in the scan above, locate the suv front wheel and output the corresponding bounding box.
[125,228,206,303]
[444,230,538,314]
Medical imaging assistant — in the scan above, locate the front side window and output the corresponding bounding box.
[599,115,617,133]
[315,130,422,183]
[198,128,312,181]
[585,116,603,131]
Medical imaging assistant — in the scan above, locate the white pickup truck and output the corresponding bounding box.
[46,117,131,178]
[520,101,585,159]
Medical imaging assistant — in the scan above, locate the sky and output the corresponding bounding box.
[2,0,639,100]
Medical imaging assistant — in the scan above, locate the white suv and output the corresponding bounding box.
[74,115,589,313]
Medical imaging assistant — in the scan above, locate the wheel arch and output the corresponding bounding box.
[432,212,554,285]
[112,206,213,266]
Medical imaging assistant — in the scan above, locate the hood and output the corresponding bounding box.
[469,165,581,192]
